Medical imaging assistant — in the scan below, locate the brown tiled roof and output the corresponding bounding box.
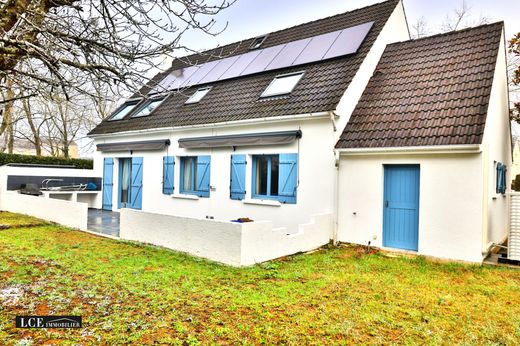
[336,22,504,149]
[89,0,400,135]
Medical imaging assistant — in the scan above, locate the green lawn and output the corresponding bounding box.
[0,212,519,345]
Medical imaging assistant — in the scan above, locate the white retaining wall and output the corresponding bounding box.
[0,165,102,208]
[120,208,331,266]
[508,193,520,261]
[0,192,88,230]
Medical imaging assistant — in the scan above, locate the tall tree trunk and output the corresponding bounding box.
[22,98,42,155]
[1,78,15,153]
[57,100,69,158]
[7,121,13,153]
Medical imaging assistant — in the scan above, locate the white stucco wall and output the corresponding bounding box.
[0,192,88,230]
[481,30,512,250]
[337,153,485,263]
[120,208,331,266]
[93,118,336,234]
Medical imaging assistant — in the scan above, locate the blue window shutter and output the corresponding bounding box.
[196,155,211,197]
[497,163,503,194]
[162,156,174,194]
[102,158,114,210]
[278,153,298,204]
[130,157,143,209]
[230,154,246,200]
[501,165,507,194]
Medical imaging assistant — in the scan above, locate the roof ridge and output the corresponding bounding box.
[387,21,504,47]
[174,0,399,63]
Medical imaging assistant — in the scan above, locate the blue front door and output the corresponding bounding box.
[383,165,420,251]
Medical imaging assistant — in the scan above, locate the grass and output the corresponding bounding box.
[0,212,519,345]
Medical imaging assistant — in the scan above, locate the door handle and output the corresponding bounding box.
[384,201,389,208]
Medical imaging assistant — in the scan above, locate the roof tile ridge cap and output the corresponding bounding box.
[385,21,504,49]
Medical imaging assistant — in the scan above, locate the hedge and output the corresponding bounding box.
[0,153,93,169]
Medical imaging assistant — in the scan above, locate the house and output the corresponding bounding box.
[87,0,511,264]
[335,22,511,262]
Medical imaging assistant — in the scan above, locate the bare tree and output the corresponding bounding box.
[21,97,42,155]
[0,0,235,102]
[411,0,491,40]
[440,0,489,32]
[411,16,430,39]
[0,0,236,157]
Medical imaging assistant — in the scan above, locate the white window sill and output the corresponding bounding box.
[243,198,281,207]
[172,193,199,200]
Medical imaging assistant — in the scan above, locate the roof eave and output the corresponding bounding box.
[88,111,334,139]
[336,144,482,156]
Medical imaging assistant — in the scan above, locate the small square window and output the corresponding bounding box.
[185,87,212,104]
[260,72,304,98]
[108,100,140,121]
[249,35,267,50]
[132,96,166,117]
[253,155,279,199]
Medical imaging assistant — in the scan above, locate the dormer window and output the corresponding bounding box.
[260,72,304,98]
[185,87,212,104]
[249,35,267,50]
[132,96,166,117]
[108,100,140,121]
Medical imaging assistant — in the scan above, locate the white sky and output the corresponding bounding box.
[174,0,520,55]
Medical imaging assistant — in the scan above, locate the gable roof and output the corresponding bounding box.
[88,0,400,136]
[336,22,504,149]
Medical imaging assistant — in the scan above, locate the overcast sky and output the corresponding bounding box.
[176,0,520,53]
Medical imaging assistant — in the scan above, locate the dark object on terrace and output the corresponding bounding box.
[231,218,254,223]
[20,183,43,196]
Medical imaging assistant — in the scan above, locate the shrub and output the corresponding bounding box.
[0,153,93,169]
[512,174,520,191]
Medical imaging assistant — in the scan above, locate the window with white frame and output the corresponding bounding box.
[185,87,212,104]
[249,35,267,50]
[260,72,304,98]
[132,96,166,117]
[108,100,140,121]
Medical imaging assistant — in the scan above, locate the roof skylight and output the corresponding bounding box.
[132,96,166,117]
[108,100,140,121]
[249,35,267,50]
[185,87,212,104]
[260,72,304,98]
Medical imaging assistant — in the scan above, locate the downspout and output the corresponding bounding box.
[330,110,339,244]
[333,149,340,245]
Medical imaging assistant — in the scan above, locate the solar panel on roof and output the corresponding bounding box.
[150,21,374,94]
[323,21,373,60]
[219,50,262,80]
[152,73,176,93]
[266,38,311,70]
[179,59,219,87]
[241,44,284,75]
[292,30,341,65]
[168,66,198,89]
[198,55,240,84]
